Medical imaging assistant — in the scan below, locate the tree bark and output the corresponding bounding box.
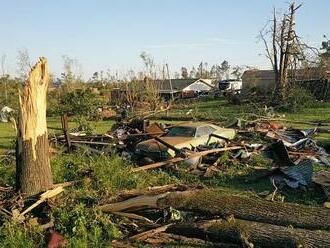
[99,189,330,231]
[16,57,53,196]
[157,190,330,231]
[166,219,330,248]
[144,233,239,248]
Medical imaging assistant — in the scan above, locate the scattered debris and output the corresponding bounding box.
[0,106,14,123]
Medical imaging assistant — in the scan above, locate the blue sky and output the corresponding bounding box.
[0,0,328,79]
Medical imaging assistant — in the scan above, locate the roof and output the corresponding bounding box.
[242,70,275,80]
[242,68,330,82]
[111,78,216,94]
[155,78,199,91]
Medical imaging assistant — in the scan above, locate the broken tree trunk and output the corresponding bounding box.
[99,189,330,230]
[166,219,330,248]
[16,57,53,196]
[158,190,330,231]
[143,233,239,248]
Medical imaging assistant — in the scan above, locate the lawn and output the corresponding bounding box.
[0,117,114,153]
[1,99,330,246]
[1,99,330,152]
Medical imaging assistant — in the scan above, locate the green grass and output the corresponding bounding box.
[0,118,114,153]
[1,99,330,247]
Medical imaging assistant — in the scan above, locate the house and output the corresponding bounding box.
[242,52,330,96]
[109,78,216,103]
[242,66,330,98]
[155,78,215,100]
[241,70,276,94]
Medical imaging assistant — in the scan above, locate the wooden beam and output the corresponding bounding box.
[132,146,242,172]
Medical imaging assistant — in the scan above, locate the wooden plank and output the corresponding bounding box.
[132,146,242,172]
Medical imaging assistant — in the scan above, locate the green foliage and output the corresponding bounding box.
[0,158,15,186]
[49,88,101,117]
[0,222,44,248]
[52,203,121,247]
[72,116,94,135]
[280,86,316,112]
[49,153,178,246]
[248,154,272,168]
[51,153,178,192]
[0,76,21,110]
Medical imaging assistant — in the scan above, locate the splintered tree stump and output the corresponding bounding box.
[16,57,53,196]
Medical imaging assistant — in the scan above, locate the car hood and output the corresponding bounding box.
[136,136,193,153]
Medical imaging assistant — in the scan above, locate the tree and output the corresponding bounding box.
[259,2,307,102]
[321,36,330,53]
[139,52,160,110]
[231,65,243,80]
[181,67,188,79]
[220,60,230,79]
[16,48,31,80]
[1,54,8,104]
[16,57,53,196]
[189,67,197,78]
[61,55,82,85]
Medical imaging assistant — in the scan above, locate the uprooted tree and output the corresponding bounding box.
[16,57,53,196]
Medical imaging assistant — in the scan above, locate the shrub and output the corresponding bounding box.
[52,203,121,247]
[280,86,316,112]
[0,221,44,248]
[54,89,101,117]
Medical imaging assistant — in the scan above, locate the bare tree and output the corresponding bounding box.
[231,65,243,80]
[190,66,197,78]
[181,67,188,79]
[259,2,307,102]
[1,54,8,103]
[220,60,230,79]
[140,52,161,110]
[17,48,32,80]
[124,70,141,111]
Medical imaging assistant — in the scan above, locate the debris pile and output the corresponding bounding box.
[53,115,330,197]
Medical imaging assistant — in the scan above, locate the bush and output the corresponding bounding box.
[280,86,316,112]
[0,221,44,248]
[71,116,94,135]
[47,88,103,117]
[52,203,122,247]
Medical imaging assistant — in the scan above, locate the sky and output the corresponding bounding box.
[0,0,328,79]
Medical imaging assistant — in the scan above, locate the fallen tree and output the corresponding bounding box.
[98,189,330,231]
[166,219,330,248]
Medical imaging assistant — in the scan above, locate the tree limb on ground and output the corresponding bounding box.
[166,218,330,248]
[98,189,330,231]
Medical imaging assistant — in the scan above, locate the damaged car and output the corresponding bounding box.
[135,122,235,163]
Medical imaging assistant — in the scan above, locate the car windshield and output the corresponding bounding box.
[165,126,196,137]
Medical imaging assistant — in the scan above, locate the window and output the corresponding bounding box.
[165,126,196,137]
[195,126,216,137]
